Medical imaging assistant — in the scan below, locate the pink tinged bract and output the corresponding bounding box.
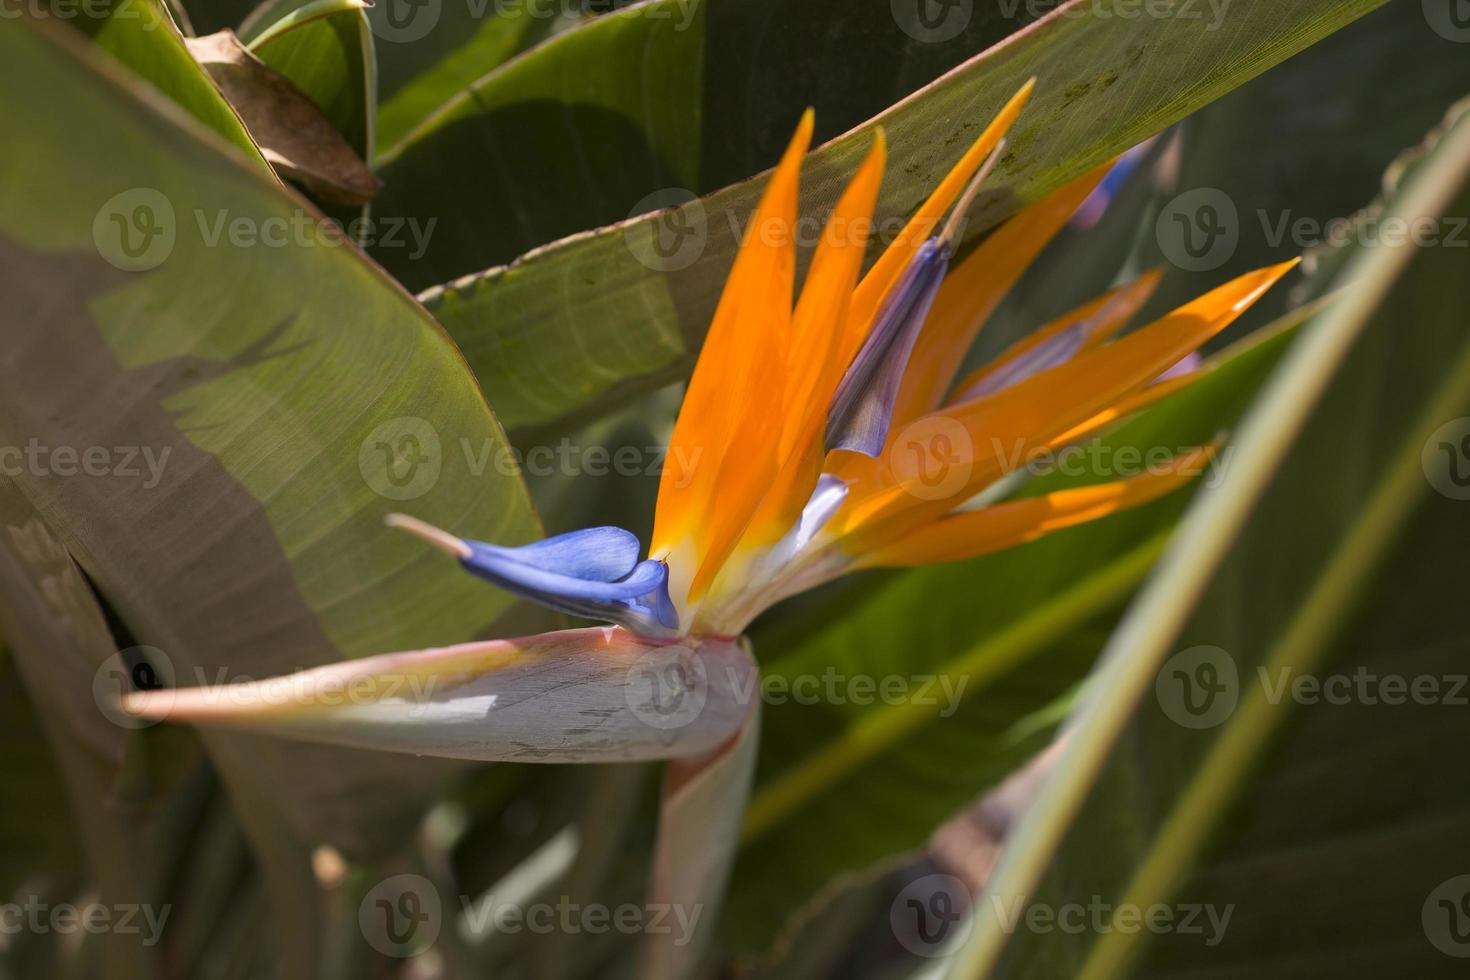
[121,627,757,764]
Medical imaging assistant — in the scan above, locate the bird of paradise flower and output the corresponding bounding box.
[125,80,1295,975]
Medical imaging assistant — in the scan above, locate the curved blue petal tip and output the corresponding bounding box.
[459,527,679,636]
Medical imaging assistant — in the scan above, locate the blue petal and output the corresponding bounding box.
[1070,138,1155,231]
[485,526,641,581]
[792,474,848,554]
[825,238,951,456]
[952,282,1150,404]
[757,474,850,574]
[459,529,678,635]
[962,322,1089,400]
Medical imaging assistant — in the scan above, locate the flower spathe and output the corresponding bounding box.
[394,80,1297,640]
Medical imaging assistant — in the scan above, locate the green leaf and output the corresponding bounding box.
[946,99,1470,980]
[371,0,1058,287]
[369,0,561,152]
[0,17,542,970]
[242,0,378,162]
[725,310,1314,953]
[1125,0,1470,338]
[53,0,272,170]
[0,488,163,979]
[375,0,707,290]
[413,0,1388,437]
[183,0,259,33]
[0,650,76,898]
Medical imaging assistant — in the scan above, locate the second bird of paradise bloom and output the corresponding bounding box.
[386,79,1294,646]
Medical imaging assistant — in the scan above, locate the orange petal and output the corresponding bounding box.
[653,111,813,598]
[839,260,1298,544]
[780,133,888,460]
[843,79,1035,361]
[742,134,888,548]
[859,444,1217,568]
[887,160,1113,427]
[1048,371,1200,447]
[946,269,1163,404]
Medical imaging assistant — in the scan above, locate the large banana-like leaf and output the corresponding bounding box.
[55,0,271,169]
[370,0,573,151]
[407,0,1386,437]
[372,0,1047,287]
[0,17,542,972]
[0,487,161,980]
[947,100,1470,980]
[725,312,1315,953]
[0,653,75,899]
